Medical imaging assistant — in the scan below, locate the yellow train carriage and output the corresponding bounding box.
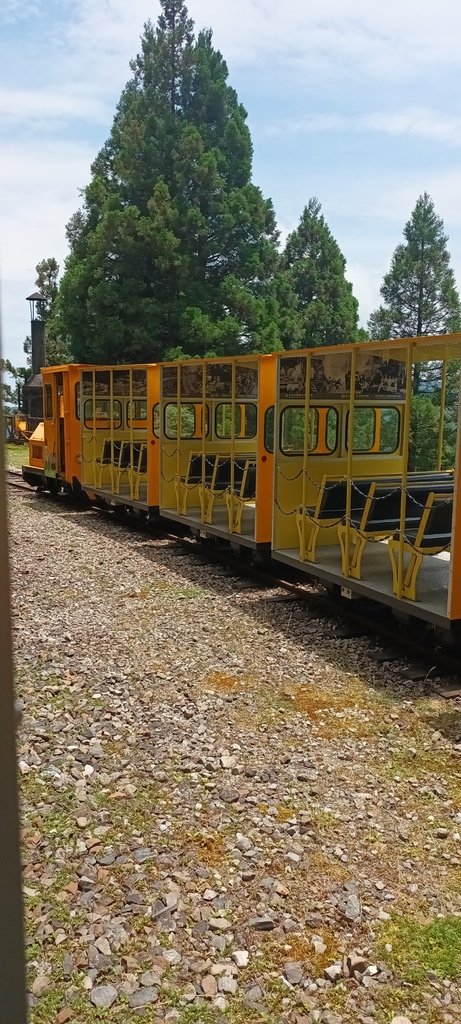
[158,354,276,550]
[78,364,160,513]
[272,334,461,630]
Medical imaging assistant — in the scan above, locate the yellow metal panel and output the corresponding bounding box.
[256,355,276,544]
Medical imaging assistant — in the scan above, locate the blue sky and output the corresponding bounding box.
[2,0,461,366]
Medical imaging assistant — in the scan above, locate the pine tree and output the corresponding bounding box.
[58,0,281,363]
[277,198,359,349]
[368,193,461,391]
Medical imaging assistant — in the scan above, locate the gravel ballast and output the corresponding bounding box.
[9,487,461,1023]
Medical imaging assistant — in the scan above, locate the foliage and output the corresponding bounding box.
[57,0,281,364]
[34,257,71,365]
[277,198,359,348]
[35,257,59,317]
[409,394,440,471]
[368,193,461,467]
[368,192,461,393]
[377,913,461,982]
[1,358,29,406]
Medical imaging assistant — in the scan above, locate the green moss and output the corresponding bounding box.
[377,913,461,982]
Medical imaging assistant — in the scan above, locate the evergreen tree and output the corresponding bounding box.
[58,0,281,363]
[35,257,71,364]
[35,258,59,317]
[368,192,461,392]
[277,198,359,349]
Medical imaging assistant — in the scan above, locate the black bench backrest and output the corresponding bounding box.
[188,454,203,484]
[419,497,453,550]
[119,442,133,468]
[320,479,373,517]
[186,454,215,484]
[139,446,147,473]
[112,440,122,464]
[241,463,257,500]
[99,439,112,464]
[365,482,454,530]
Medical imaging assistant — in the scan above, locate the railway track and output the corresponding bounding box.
[7,469,461,690]
[5,468,35,492]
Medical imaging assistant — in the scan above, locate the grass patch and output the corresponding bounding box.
[377,913,461,982]
[5,443,27,470]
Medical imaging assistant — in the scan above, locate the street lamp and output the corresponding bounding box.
[26,290,46,323]
[25,290,47,377]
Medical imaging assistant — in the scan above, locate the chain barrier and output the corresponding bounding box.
[274,496,304,517]
[276,464,454,507]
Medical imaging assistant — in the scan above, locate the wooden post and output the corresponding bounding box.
[0,359,27,1021]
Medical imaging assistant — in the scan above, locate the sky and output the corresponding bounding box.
[2,0,461,366]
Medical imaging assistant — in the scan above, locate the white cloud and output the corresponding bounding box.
[0,139,94,360]
[0,86,111,128]
[34,0,461,89]
[268,107,461,147]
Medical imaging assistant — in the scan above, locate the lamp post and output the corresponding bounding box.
[26,290,47,377]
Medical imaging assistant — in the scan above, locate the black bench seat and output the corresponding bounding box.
[338,481,454,580]
[174,452,217,515]
[388,492,453,600]
[225,461,257,533]
[203,456,254,524]
[296,471,453,566]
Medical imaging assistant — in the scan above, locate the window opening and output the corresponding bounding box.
[127,399,148,425]
[264,406,275,453]
[83,399,122,429]
[215,403,257,439]
[164,403,196,439]
[280,406,338,455]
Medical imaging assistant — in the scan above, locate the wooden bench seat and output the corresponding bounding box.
[297,475,381,563]
[388,492,453,600]
[128,444,148,500]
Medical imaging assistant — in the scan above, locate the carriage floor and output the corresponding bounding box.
[273,542,450,627]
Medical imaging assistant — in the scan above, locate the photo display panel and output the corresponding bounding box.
[279,352,407,400]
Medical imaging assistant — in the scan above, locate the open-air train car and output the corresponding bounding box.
[272,335,461,632]
[158,354,276,551]
[78,364,160,514]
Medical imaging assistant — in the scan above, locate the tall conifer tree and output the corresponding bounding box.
[277,198,359,348]
[368,193,461,391]
[58,0,280,362]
